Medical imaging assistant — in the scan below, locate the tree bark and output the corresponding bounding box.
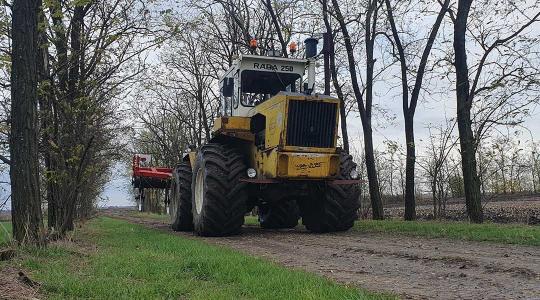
[453,0,483,223]
[10,0,44,244]
[363,0,384,219]
[363,122,384,218]
[403,116,416,219]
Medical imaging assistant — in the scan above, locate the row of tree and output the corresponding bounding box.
[2,0,161,244]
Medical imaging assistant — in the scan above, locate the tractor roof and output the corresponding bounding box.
[222,54,307,80]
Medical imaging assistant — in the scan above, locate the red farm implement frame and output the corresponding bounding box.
[132,154,172,212]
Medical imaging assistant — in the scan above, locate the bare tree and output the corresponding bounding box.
[450,0,540,223]
[418,120,457,219]
[330,0,384,219]
[384,0,449,220]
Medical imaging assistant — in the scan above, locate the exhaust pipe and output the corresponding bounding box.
[304,38,318,94]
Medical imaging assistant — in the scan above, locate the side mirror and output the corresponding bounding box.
[223,77,234,97]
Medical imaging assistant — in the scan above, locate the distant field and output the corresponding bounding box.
[0,210,10,222]
[353,219,539,246]
[2,217,390,299]
[380,195,540,224]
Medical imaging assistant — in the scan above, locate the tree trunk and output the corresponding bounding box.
[364,1,384,219]
[385,0,448,221]
[363,123,384,219]
[432,179,437,219]
[10,0,44,244]
[453,0,483,223]
[404,116,416,220]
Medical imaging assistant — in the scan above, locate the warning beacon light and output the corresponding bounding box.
[289,41,297,54]
[249,38,257,51]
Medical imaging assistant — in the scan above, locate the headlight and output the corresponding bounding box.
[349,168,359,179]
[247,168,257,178]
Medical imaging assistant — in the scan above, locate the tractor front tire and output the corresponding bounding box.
[301,153,360,233]
[170,162,194,231]
[191,143,248,236]
[259,200,299,229]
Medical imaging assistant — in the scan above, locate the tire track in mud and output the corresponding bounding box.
[105,210,540,300]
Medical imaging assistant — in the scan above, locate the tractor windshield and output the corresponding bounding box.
[240,70,300,106]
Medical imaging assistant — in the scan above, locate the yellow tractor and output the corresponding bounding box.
[169,39,360,236]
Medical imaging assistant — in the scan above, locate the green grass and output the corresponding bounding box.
[245,216,538,246]
[0,221,11,245]
[4,217,389,299]
[353,219,539,246]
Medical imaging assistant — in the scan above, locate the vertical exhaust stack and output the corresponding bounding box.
[322,33,331,95]
[304,38,318,94]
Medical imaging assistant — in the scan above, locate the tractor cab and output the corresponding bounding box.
[219,54,308,117]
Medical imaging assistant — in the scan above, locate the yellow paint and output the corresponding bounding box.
[252,94,287,149]
[188,152,196,167]
[282,145,336,154]
[255,148,338,178]
[213,116,251,133]
[212,116,254,142]
[211,93,342,179]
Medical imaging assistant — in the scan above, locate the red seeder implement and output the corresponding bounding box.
[132,155,172,189]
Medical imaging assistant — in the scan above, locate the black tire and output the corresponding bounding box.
[191,143,248,236]
[301,153,360,233]
[170,162,194,231]
[259,200,299,229]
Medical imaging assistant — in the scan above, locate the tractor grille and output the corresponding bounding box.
[286,100,337,148]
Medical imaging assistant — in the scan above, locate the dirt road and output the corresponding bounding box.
[106,210,539,299]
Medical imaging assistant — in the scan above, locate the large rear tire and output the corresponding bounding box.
[191,143,248,236]
[301,153,360,233]
[259,200,299,229]
[170,162,194,231]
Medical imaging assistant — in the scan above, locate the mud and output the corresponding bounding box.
[106,210,540,300]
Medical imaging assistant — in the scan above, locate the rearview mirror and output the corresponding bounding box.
[223,77,234,97]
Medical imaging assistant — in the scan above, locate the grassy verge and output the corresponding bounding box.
[245,216,538,246]
[353,219,539,246]
[3,217,390,299]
